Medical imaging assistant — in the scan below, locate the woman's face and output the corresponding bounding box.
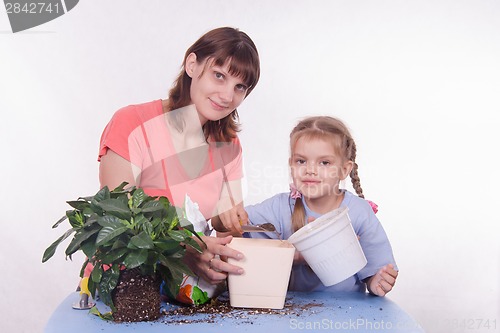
[186,53,249,124]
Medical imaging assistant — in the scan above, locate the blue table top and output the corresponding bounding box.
[45,291,424,332]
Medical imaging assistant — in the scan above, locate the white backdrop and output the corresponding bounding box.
[1,1,499,332]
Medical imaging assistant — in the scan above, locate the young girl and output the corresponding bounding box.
[218,116,398,296]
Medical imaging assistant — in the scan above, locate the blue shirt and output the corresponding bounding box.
[245,190,398,292]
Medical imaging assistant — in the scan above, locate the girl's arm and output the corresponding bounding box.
[215,178,247,234]
[211,203,247,236]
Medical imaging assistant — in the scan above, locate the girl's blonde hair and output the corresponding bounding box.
[290,116,364,232]
[167,27,260,142]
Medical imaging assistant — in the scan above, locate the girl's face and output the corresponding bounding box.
[185,53,249,124]
[290,136,353,201]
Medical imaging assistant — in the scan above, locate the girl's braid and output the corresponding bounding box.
[348,140,364,199]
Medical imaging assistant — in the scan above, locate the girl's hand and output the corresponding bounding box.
[183,235,244,284]
[293,250,306,264]
[366,264,398,296]
[214,203,248,235]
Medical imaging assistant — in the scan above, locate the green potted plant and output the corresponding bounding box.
[42,182,203,322]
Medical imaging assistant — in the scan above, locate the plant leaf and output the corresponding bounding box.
[90,265,103,283]
[160,255,193,278]
[110,181,131,195]
[82,214,98,230]
[89,306,113,321]
[96,225,128,246]
[157,265,178,299]
[165,204,179,223]
[65,228,99,257]
[79,257,89,278]
[66,210,85,228]
[150,216,162,230]
[168,215,180,231]
[141,200,164,213]
[100,247,128,265]
[96,198,131,220]
[99,265,121,310]
[93,186,110,202]
[131,188,146,209]
[96,215,124,228]
[114,181,129,191]
[90,199,104,216]
[42,228,75,262]
[80,239,97,259]
[130,232,154,249]
[182,237,203,253]
[167,229,188,242]
[142,221,153,237]
[66,200,90,211]
[158,195,171,207]
[110,239,127,250]
[52,215,68,229]
[88,273,97,299]
[153,239,184,251]
[123,249,148,269]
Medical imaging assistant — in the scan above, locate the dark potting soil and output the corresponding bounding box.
[161,296,324,325]
[112,269,162,322]
[108,270,323,324]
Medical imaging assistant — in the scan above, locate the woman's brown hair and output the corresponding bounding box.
[167,27,260,142]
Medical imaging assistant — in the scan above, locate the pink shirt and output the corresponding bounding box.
[98,100,243,219]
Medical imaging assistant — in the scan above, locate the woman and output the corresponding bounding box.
[96,27,260,291]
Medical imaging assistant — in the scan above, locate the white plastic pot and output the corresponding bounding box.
[227,238,295,309]
[288,206,367,286]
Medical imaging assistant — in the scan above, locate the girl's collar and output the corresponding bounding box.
[301,189,347,219]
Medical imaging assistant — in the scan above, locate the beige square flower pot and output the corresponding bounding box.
[227,237,295,309]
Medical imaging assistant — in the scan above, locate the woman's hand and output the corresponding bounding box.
[366,264,398,296]
[183,235,244,284]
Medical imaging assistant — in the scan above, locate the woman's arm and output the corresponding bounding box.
[99,149,140,189]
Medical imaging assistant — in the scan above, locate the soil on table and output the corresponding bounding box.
[108,271,323,324]
[161,296,324,325]
[112,269,162,322]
